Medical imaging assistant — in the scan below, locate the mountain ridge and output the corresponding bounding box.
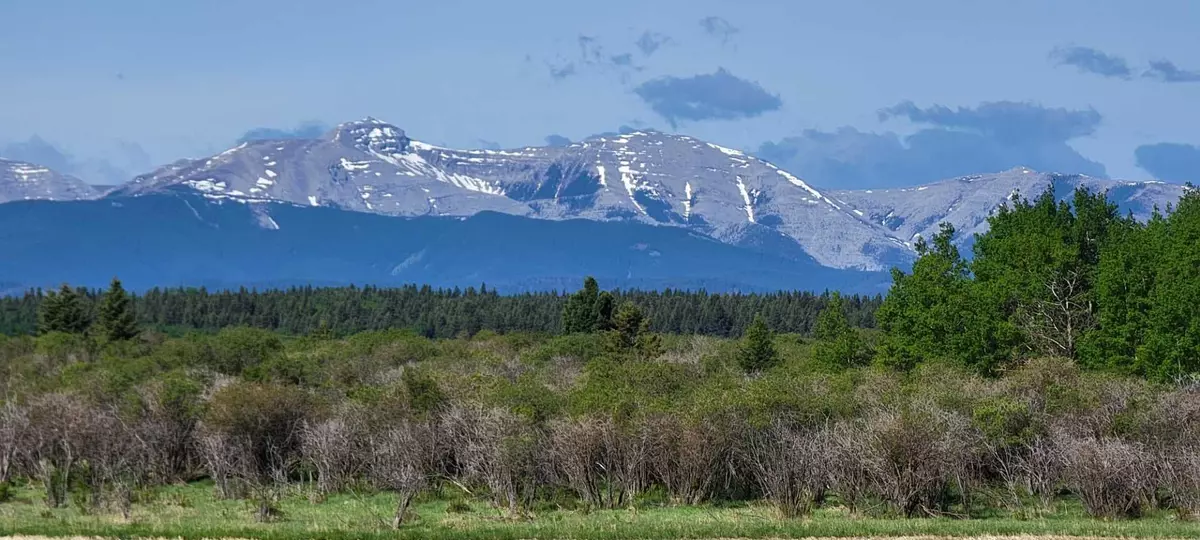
[3,118,1190,278]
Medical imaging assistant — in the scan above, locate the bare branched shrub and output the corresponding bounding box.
[853,405,982,517]
[1136,386,1200,445]
[1139,388,1200,518]
[302,411,366,494]
[827,421,874,513]
[135,414,196,485]
[79,409,146,518]
[442,405,544,514]
[1059,435,1153,518]
[1072,377,1149,439]
[745,421,830,519]
[987,432,1066,515]
[1022,436,1066,509]
[549,415,649,509]
[1161,449,1200,519]
[368,419,435,528]
[196,430,253,499]
[6,396,148,518]
[204,383,311,479]
[16,394,94,507]
[0,401,28,483]
[199,383,313,520]
[994,435,1065,512]
[646,414,738,505]
[135,380,202,483]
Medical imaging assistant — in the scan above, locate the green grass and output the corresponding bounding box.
[2,482,1200,539]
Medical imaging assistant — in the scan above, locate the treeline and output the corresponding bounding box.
[877,186,1200,381]
[0,283,881,339]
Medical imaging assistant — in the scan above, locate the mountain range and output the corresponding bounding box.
[0,119,1189,292]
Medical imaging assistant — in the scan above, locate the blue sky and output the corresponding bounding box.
[1,0,1198,188]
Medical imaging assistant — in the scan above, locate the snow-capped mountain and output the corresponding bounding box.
[9,118,1187,277]
[830,168,1189,249]
[114,118,910,270]
[0,158,98,203]
[108,118,530,218]
[417,129,917,269]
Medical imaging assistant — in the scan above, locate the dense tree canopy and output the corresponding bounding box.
[881,185,1200,381]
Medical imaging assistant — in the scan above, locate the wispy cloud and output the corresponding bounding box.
[543,34,643,82]
[635,31,670,56]
[1049,45,1132,79]
[1143,60,1200,83]
[547,62,576,81]
[1,136,152,185]
[880,100,1101,142]
[699,16,738,45]
[633,68,782,127]
[237,121,328,144]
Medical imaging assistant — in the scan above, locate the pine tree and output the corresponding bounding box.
[38,284,90,335]
[813,293,865,369]
[562,277,614,333]
[737,314,778,374]
[604,301,660,359]
[594,291,616,331]
[94,278,139,341]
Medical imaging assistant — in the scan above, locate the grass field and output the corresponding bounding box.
[2,482,1200,539]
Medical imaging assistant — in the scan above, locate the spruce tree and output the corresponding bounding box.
[813,293,865,369]
[562,277,614,333]
[594,291,616,331]
[38,284,90,335]
[604,301,661,359]
[737,314,778,374]
[95,278,139,341]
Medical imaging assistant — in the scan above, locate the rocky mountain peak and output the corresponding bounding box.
[0,158,99,203]
[330,118,410,155]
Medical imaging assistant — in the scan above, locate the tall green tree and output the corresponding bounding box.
[38,284,90,335]
[1080,211,1164,374]
[877,223,1014,373]
[737,314,778,374]
[94,278,139,342]
[604,301,661,360]
[812,293,866,369]
[562,277,615,333]
[1130,190,1200,380]
[972,186,1121,359]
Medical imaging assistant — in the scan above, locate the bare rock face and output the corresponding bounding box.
[0,158,98,203]
[108,118,531,219]
[830,168,1189,250]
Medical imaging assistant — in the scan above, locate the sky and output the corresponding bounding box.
[1,0,1199,189]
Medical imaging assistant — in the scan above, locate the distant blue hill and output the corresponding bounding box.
[0,192,890,294]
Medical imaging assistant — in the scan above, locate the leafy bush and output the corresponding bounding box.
[209,327,284,375]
